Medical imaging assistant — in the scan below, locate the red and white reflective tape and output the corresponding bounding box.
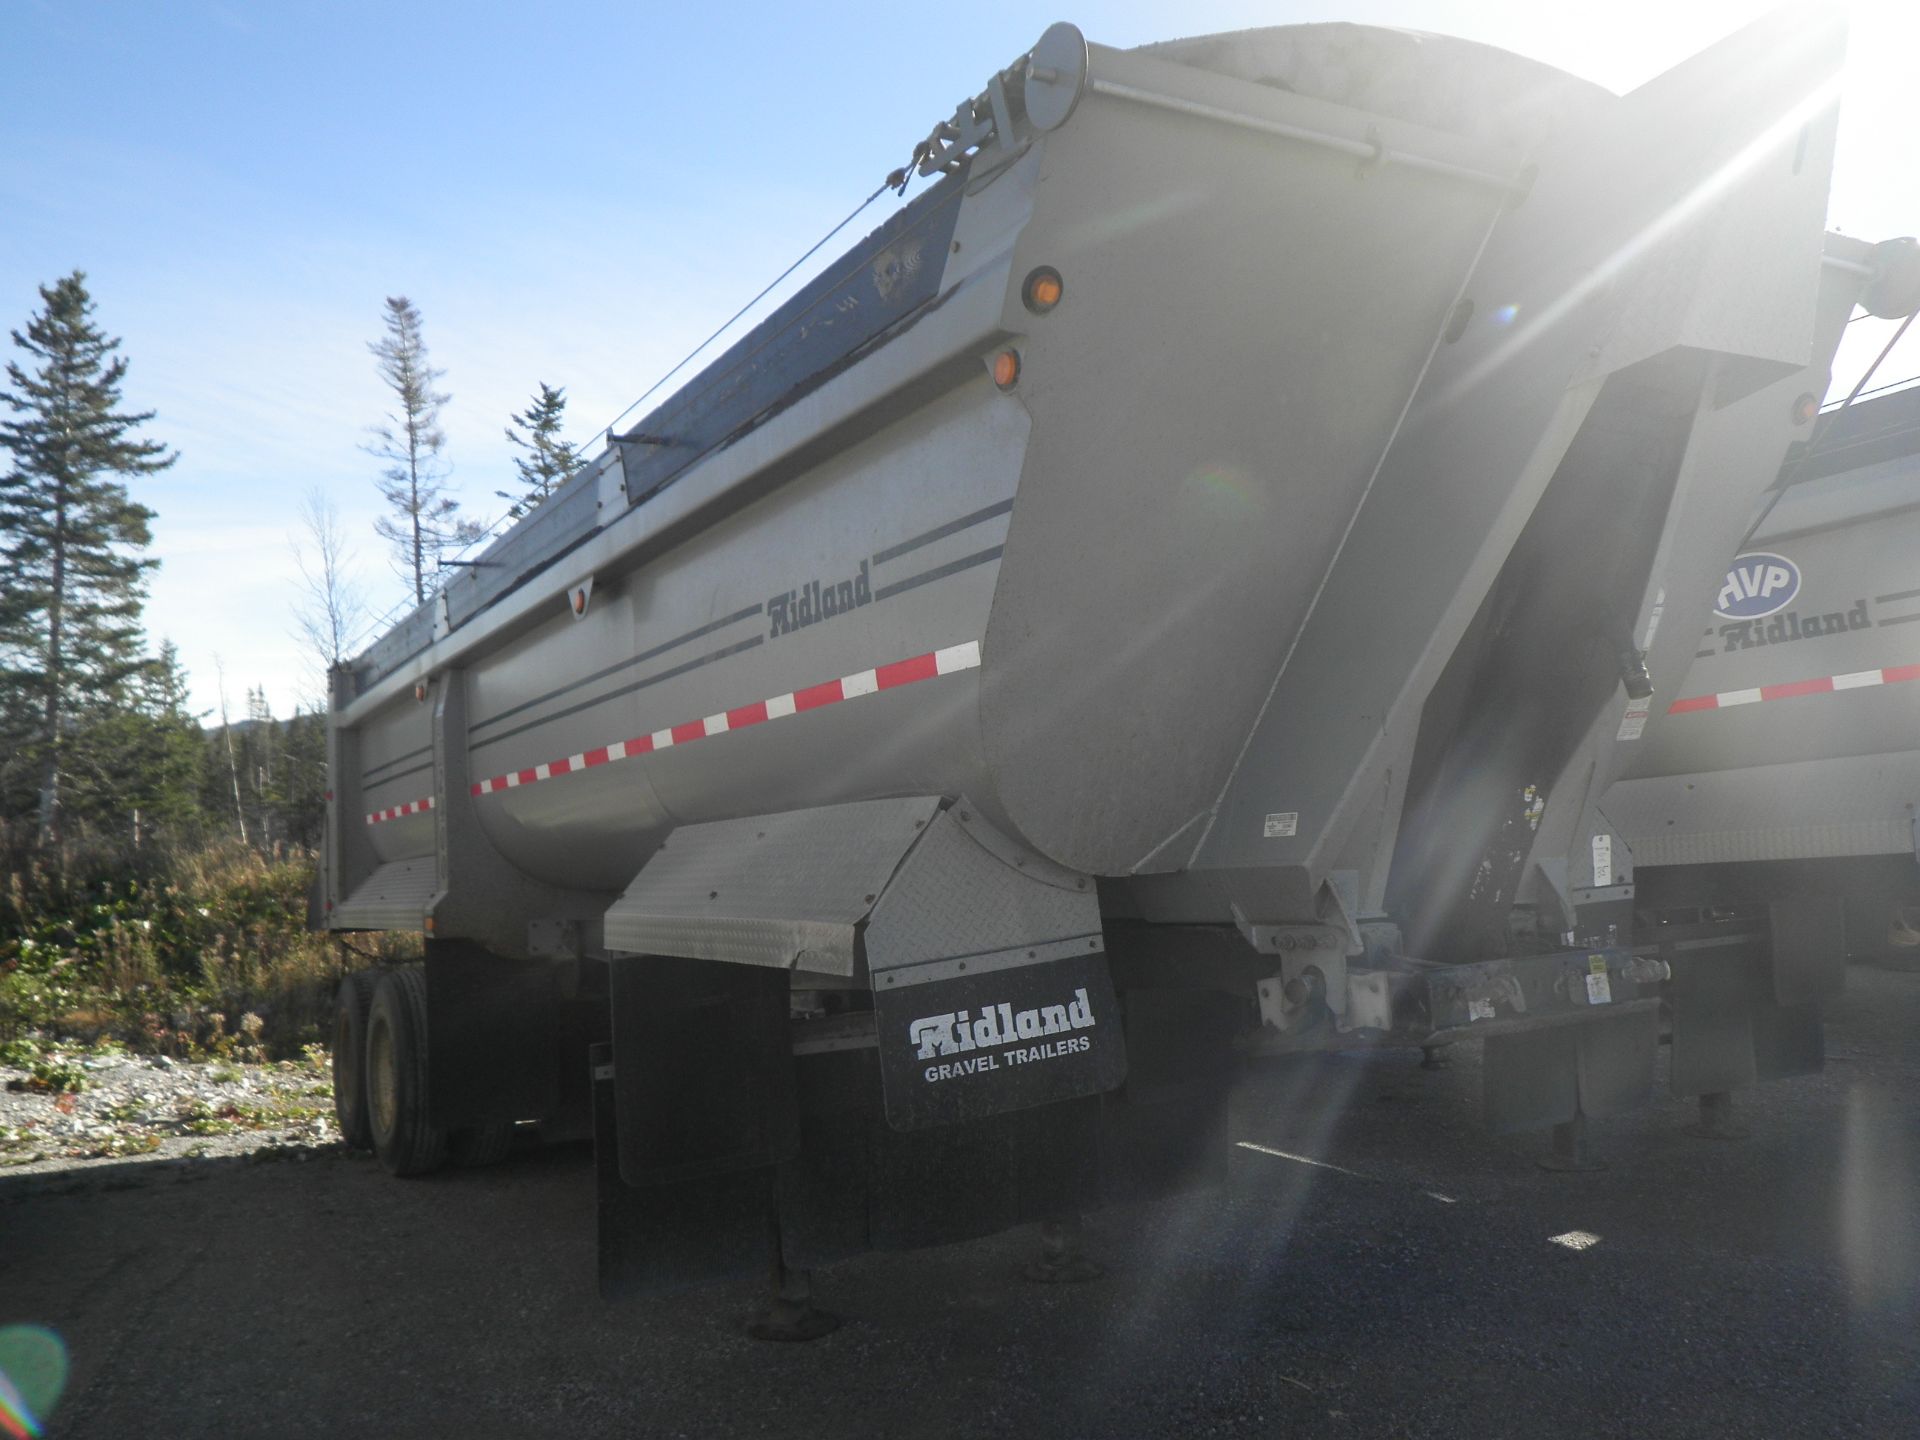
[1669,661,1920,715]
[367,797,434,826]
[469,639,983,799]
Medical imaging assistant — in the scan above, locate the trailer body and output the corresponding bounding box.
[1600,383,1920,955]
[320,15,1910,1290]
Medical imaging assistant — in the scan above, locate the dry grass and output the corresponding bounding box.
[1,827,418,1060]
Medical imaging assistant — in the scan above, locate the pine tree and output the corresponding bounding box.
[264,707,330,848]
[366,297,477,603]
[67,640,206,845]
[0,272,176,844]
[498,382,583,521]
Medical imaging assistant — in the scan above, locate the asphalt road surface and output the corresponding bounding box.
[5,964,1916,1439]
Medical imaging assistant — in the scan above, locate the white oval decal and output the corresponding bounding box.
[1714,552,1801,620]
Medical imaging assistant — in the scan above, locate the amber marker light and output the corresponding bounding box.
[573,587,588,615]
[1022,266,1064,313]
[993,348,1021,389]
[1792,392,1819,426]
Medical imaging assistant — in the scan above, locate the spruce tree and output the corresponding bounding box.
[499,382,583,521]
[0,272,176,844]
[366,297,476,603]
[69,640,206,845]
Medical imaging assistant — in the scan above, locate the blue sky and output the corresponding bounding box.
[4,0,1917,717]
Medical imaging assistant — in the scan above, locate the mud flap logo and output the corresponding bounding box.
[909,988,1096,1081]
[872,958,1126,1130]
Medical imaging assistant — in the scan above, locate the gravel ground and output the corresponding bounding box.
[1,1050,338,1171]
[3,964,1916,1439]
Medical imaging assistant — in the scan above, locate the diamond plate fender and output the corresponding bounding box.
[866,803,1124,1129]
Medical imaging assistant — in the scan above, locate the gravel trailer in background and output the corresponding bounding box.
[319,14,1919,1321]
[1602,382,1920,965]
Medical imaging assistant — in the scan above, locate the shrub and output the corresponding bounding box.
[0,824,418,1059]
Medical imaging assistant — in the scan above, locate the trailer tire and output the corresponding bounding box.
[331,971,378,1151]
[448,1122,516,1168]
[367,964,446,1176]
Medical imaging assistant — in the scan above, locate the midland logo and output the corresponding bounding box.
[1711,551,1870,651]
[1715,552,1801,619]
[768,560,872,638]
[909,988,1097,1083]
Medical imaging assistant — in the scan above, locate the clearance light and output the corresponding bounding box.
[1792,392,1819,426]
[1023,266,1064,313]
[573,587,588,616]
[414,681,428,703]
[993,349,1021,390]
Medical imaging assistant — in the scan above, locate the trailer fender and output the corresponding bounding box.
[602,796,1127,1134]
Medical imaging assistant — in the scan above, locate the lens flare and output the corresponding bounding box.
[0,1327,67,1439]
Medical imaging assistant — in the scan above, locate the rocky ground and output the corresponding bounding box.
[3,964,1916,1438]
[0,1047,338,1173]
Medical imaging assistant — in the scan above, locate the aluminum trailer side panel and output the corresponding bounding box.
[328,12,1855,967]
[465,379,1021,891]
[1604,385,1920,868]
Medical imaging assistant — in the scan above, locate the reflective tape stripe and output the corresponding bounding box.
[464,640,984,802]
[366,797,435,826]
[1669,661,1920,715]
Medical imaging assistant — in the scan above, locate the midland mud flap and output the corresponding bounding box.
[775,949,1127,1269]
[861,799,1126,1129]
[595,797,1135,1292]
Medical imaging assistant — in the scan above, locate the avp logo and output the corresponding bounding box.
[1715,552,1801,620]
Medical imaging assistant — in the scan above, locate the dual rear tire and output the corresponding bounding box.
[332,964,516,1175]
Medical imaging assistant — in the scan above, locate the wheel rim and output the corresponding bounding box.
[368,1014,398,1140]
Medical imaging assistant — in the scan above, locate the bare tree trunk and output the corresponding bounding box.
[410,454,424,602]
[216,657,248,845]
[36,473,69,848]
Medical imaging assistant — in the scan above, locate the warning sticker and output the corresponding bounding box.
[1616,700,1650,742]
[1591,833,1613,888]
[1263,812,1298,838]
[1585,956,1612,1006]
[1468,998,1495,1022]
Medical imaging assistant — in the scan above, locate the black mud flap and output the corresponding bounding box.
[592,1042,774,1299]
[609,954,798,1186]
[1669,941,1826,1096]
[1482,1006,1659,1133]
[871,952,1127,1131]
[425,939,560,1131]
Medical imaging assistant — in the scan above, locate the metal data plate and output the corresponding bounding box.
[871,952,1126,1131]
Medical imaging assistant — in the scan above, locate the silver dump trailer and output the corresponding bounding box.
[321,14,1919,1310]
[1596,382,1920,973]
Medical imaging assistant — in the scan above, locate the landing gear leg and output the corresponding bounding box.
[747,1225,841,1343]
[1685,1090,1749,1140]
[1023,1214,1105,1284]
[1538,1110,1605,1172]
